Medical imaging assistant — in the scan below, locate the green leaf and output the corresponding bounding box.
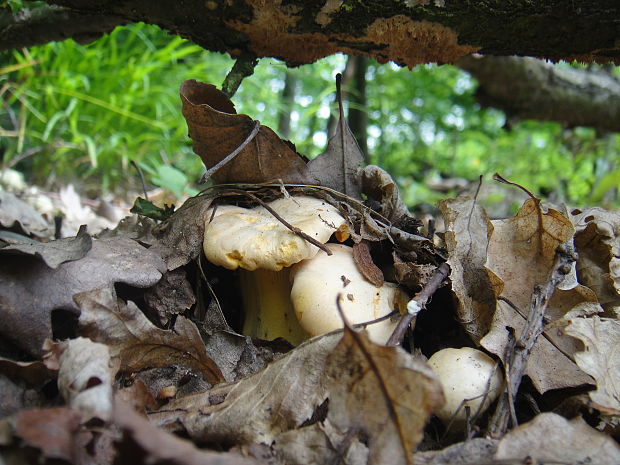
[130,197,175,221]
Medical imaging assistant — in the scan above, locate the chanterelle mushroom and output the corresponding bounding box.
[203,195,346,345]
[290,243,409,344]
[427,347,503,428]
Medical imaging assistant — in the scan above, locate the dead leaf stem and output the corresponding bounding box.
[386,262,450,347]
[487,242,577,436]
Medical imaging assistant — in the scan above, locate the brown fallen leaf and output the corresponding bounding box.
[75,287,224,385]
[494,412,620,464]
[165,329,442,465]
[181,79,312,185]
[0,236,166,358]
[352,240,384,287]
[307,75,364,198]
[562,305,620,416]
[439,194,497,342]
[479,198,593,392]
[314,328,444,465]
[14,407,83,462]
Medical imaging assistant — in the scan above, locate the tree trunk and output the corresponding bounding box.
[456,55,620,132]
[2,1,619,65]
[348,56,369,161]
[277,70,297,140]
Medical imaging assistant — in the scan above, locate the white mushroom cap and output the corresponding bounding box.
[290,243,409,344]
[203,196,346,271]
[427,347,503,426]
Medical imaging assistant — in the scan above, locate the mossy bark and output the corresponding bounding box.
[2,1,619,65]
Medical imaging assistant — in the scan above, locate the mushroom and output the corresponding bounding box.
[427,347,503,427]
[203,195,347,345]
[290,243,409,344]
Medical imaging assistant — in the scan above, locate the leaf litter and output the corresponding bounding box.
[0,78,619,465]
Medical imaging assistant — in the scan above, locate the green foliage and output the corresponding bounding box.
[1,23,232,194]
[2,23,619,208]
[130,197,175,221]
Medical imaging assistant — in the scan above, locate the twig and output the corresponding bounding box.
[230,190,333,256]
[487,241,577,436]
[199,120,261,184]
[221,53,259,98]
[352,309,400,329]
[131,160,149,201]
[386,262,450,347]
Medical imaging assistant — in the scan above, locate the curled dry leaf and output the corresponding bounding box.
[494,412,620,464]
[438,195,497,342]
[360,165,421,231]
[167,329,442,465]
[47,337,115,422]
[180,80,312,185]
[352,240,384,287]
[307,77,364,198]
[75,287,224,385]
[562,305,620,416]
[2,226,92,269]
[0,236,166,358]
[0,191,51,238]
[571,207,620,316]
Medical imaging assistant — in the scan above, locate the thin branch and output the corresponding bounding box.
[229,189,333,256]
[487,241,577,436]
[386,262,450,347]
[221,53,259,98]
[199,120,261,184]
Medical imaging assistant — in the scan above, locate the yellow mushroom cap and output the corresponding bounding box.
[427,347,503,426]
[203,196,346,271]
[290,243,409,344]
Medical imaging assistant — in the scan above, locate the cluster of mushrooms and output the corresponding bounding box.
[201,193,503,429]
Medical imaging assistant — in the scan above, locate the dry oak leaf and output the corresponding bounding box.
[494,412,620,465]
[438,194,497,342]
[75,287,224,385]
[169,329,442,465]
[571,207,620,316]
[0,235,166,358]
[563,305,620,416]
[180,79,312,185]
[480,198,593,392]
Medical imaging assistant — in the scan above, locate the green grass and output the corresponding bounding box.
[1,23,233,195]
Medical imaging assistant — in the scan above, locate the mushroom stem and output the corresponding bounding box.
[239,268,308,345]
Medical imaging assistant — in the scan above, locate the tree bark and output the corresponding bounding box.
[1,1,619,66]
[456,55,620,132]
[348,56,369,160]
